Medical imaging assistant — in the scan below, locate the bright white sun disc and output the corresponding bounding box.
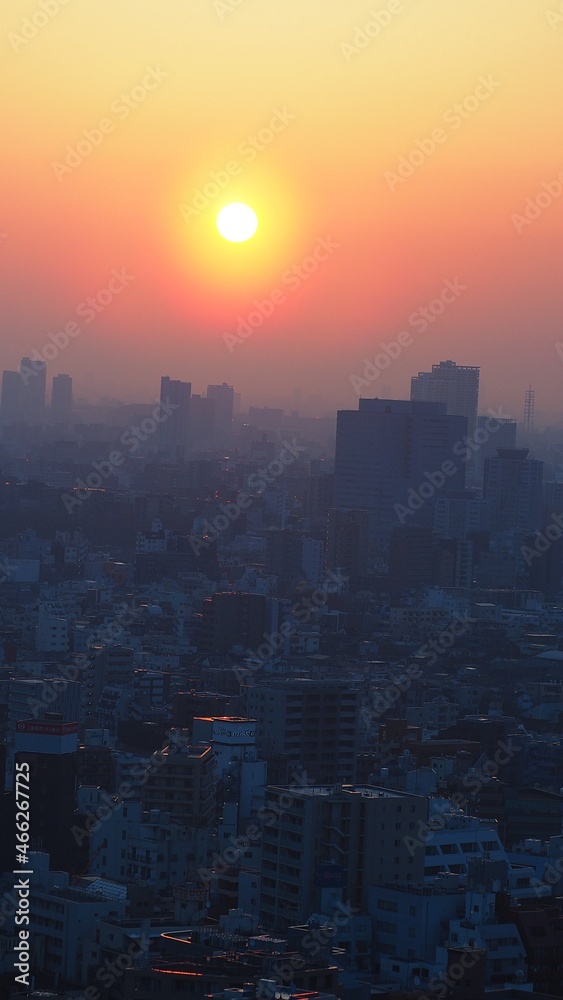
[216,203,258,242]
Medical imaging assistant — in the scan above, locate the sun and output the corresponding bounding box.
[216,202,258,243]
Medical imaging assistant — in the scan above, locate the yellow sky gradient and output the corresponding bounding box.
[1,0,562,416]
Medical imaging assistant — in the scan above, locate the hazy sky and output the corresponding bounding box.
[2,0,563,420]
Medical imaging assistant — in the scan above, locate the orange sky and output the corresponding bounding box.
[1,0,563,420]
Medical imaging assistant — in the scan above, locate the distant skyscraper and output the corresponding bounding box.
[158,375,191,462]
[333,399,467,546]
[411,360,479,439]
[483,447,543,535]
[1,370,22,426]
[51,373,72,424]
[20,355,46,426]
[473,414,517,487]
[524,385,535,434]
[206,382,234,445]
[188,393,215,451]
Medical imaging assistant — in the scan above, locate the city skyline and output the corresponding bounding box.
[2,1,563,420]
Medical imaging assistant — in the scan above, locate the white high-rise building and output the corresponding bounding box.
[411,360,479,440]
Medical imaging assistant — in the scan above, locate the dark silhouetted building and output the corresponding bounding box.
[484,448,543,535]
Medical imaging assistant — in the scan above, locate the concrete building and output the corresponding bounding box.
[411,360,479,440]
[27,853,128,987]
[19,355,46,426]
[247,678,360,784]
[158,375,191,462]
[207,382,234,444]
[88,799,210,883]
[1,370,22,426]
[333,399,467,547]
[326,508,370,578]
[483,448,543,536]
[422,809,506,880]
[259,784,427,928]
[141,741,216,825]
[14,720,80,871]
[36,604,69,653]
[51,373,72,424]
[200,591,267,655]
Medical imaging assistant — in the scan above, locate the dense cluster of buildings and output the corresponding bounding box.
[0,360,562,998]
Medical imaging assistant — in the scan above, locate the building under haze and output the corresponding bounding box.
[484,447,543,536]
[158,375,191,462]
[51,373,72,424]
[0,369,21,426]
[473,413,517,488]
[333,399,467,547]
[411,360,479,439]
[206,382,234,446]
[20,355,46,426]
[1,358,46,428]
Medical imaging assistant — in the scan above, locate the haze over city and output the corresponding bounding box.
[4,3,563,999]
[2,0,563,420]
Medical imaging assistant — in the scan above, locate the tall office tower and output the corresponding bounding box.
[524,385,535,434]
[157,375,191,461]
[188,393,215,451]
[0,370,22,426]
[20,355,46,425]
[206,382,234,445]
[51,373,72,424]
[259,784,427,928]
[333,399,467,547]
[411,360,479,437]
[483,448,543,535]
[246,677,360,784]
[14,719,81,871]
